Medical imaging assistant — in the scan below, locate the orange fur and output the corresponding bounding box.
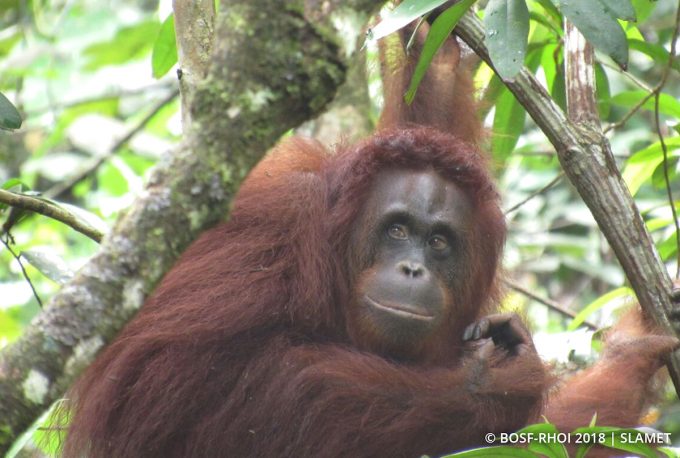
[60,14,677,458]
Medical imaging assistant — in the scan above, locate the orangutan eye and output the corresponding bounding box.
[428,235,448,251]
[387,224,408,240]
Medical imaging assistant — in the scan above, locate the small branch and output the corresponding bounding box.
[0,237,43,307]
[603,89,655,134]
[455,11,680,394]
[599,60,652,92]
[0,189,103,242]
[505,279,597,330]
[44,89,179,200]
[24,82,175,117]
[504,173,564,215]
[515,149,629,159]
[604,0,680,274]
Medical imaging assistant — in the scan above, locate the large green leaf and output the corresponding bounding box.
[518,423,568,458]
[442,446,539,457]
[152,14,178,79]
[534,0,562,26]
[404,0,477,104]
[484,0,530,80]
[629,39,680,72]
[599,0,636,21]
[369,0,450,41]
[659,446,680,458]
[659,229,679,261]
[0,91,21,130]
[84,20,160,71]
[622,137,680,196]
[610,90,680,119]
[490,50,541,160]
[492,84,526,160]
[557,0,628,68]
[0,29,20,57]
[573,427,659,458]
[631,0,657,23]
[568,287,633,330]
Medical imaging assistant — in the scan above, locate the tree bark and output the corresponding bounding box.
[0,0,382,452]
[456,12,680,394]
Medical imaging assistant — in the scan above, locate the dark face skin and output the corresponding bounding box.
[348,169,473,359]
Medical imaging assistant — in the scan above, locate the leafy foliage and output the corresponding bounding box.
[0,0,679,455]
[0,91,20,130]
[152,13,178,79]
[484,0,529,80]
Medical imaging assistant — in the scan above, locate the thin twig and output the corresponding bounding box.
[653,0,680,278]
[603,88,655,134]
[44,89,179,199]
[599,60,653,92]
[504,172,564,215]
[0,189,103,242]
[505,278,597,330]
[514,150,629,159]
[25,82,175,116]
[0,237,43,307]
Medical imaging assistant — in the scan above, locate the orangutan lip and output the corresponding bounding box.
[364,295,434,321]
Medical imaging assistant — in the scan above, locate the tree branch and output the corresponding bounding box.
[43,89,179,200]
[456,12,680,394]
[0,0,383,451]
[0,190,103,243]
[505,279,597,330]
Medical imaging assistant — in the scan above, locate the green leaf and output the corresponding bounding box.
[0,309,21,342]
[489,49,541,160]
[533,0,562,26]
[84,20,160,71]
[600,429,658,458]
[550,63,566,112]
[557,0,628,68]
[0,29,20,57]
[404,0,477,104]
[629,39,680,72]
[574,444,592,458]
[6,402,62,458]
[622,137,680,195]
[610,90,680,118]
[369,0,450,41]
[539,44,556,88]
[484,0,530,80]
[442,445,539,457]
[0,91,21,130]
[658,229,679,261]
[492,84,526,160]
[1,178,28,191]
[659,446,680,458]
[518,423,568,458]
[152,13,178,79]
[568,287,634,330]
[526,442,566,458]
[599,0,636,21]
[594,63,610,118]
[631,0,657,23]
